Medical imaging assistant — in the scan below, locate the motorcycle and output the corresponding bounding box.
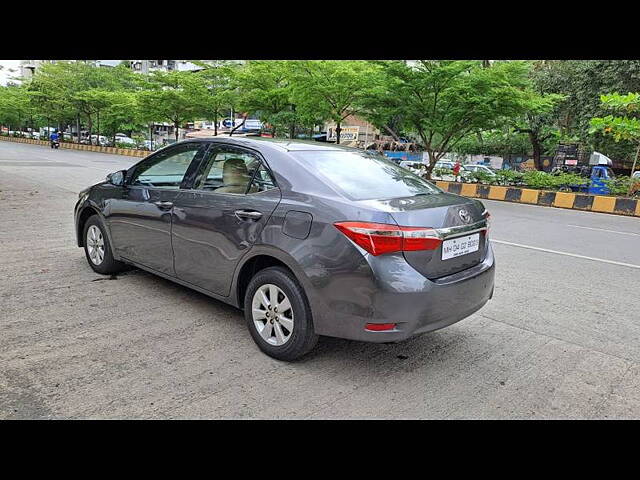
[50,139,60,149]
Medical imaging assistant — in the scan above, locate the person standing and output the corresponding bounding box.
[452,161,461,181]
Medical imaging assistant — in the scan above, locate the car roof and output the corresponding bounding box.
[181,136,363,153]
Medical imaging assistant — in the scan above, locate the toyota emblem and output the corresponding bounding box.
[458,208,471,223]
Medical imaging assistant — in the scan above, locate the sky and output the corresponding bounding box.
[0,60,22,85]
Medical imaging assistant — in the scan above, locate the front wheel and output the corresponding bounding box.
[244,267,318,361]
[83,215,126,275]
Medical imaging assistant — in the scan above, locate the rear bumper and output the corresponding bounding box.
[315,242,495,342]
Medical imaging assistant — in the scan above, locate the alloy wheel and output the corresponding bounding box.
[86,225,105,265]
[251,283,294,346]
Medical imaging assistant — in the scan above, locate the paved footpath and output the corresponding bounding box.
[1,141,639,419]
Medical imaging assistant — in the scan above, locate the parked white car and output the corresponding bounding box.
[90,135,110,146]
[115,133,136,145]
[464,164,497,177]
[399,160,426,175]
[431,161,469,181]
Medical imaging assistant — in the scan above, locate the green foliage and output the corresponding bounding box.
[522,170,588,190]
[466,170,497,184]
[454,129,531,156]
[195,61,237,131]
[494,169,524,185]
[433,167,453,177]
[535,60,640,161]
[137,70,208,140]
[590,93,640,142]
[603,176,640,196]
[289,61,382,142]
[367,60,538,174]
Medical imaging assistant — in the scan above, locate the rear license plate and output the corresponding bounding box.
[441,233,480,260]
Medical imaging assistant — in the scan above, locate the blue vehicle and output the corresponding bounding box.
[556,165,615,195]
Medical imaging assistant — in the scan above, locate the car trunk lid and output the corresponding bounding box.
[364,193,488,279]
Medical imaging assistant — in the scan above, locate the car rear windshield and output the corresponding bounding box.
[292,151,440,200]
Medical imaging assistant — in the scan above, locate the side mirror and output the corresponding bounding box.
[106,170,126,186]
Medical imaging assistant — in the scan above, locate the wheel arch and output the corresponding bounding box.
[77,205,102,247]
[234,253,296,309]
[232,247,315,312]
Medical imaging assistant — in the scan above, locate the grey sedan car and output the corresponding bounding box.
[74,138,494,360]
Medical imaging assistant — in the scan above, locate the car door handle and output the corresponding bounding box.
[234,209,263,220]
[153,201,174,210]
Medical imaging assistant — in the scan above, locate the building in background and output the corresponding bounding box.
[19,60,57,79]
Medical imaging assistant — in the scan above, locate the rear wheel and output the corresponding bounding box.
[83,215,125,275]
[244,267,318,361]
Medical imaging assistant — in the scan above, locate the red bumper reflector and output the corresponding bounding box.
[365,323,397,332]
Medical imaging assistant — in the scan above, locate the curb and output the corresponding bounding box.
[0,135,148,158]
[435,181,640,218]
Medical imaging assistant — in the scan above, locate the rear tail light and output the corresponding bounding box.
[334,221,442,256]
[365,323,397,331]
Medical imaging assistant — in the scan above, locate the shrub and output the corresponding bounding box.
[604,176,640,197]
[494,169,524,186]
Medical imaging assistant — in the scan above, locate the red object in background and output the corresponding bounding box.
[260,133,273,138]
[452,162,461,175]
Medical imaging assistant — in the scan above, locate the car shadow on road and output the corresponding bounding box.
[102,265,475,379]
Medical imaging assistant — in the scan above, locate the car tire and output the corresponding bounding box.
[83,215,126,275]
[244,266,319,361]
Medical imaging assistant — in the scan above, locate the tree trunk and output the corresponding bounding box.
[87,115,93,145]
[76,114,80,144]
[336,122,342,145]
[97,110,100,146]
[383,125,401,142]
[424,148,437,180]
[230,114,247,136]
[289,104,296,139]
[529,132,543,170]
[629,143,640,196]
[175,121,179,141]
[214,113,218,136]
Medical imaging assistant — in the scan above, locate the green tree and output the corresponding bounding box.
[590,92,640,178]
[194,61,238,136]
[137,70,207,142]
[233,60,294,137]
[534,60,640,163]
[0,85,31,132]
[289,61,380,144]
[371,60,536,178]
[512,89,564,170]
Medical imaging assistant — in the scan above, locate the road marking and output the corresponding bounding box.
[491,239,640,270]
[567,224,640,237]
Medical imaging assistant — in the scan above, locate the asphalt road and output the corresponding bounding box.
[1,141,639,419]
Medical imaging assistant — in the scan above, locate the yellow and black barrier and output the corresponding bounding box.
[0,135,148,158]
[435,181,640,218]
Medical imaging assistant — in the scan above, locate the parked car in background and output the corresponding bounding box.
[399,160,426,175]
[464,164,497,177]
[74,138,494,361]
[115,133,136,145]
[89,135,110,146]
[633,171,640,180]
[431,161,469,181]
[138,140,159,151]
